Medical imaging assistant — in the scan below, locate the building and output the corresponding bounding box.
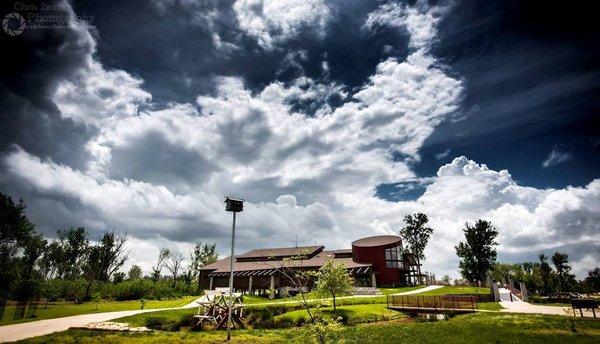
[199,235,423,297]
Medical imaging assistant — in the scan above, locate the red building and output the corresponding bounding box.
[199,235,422,296]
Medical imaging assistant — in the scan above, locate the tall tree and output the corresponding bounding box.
[455,220,499,284]
[189,242,219,289]
[56,227,89,279]
[94,231,128,282]
[128,265,143,280]
[166,251,184,286]
[0,193,37,318]
[316,259,353,311]
[551,252,571,293]
[400,213,434,282]
[583,267,600,293]
[151,248,170,282]
[538,254,552,295]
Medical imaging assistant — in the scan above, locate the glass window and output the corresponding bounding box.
[384,245,402,269]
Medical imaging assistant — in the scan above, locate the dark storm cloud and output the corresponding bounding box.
[108,131,218,192]
[71,0,410,111]
[410,0,600,189]
[0,0,96,167]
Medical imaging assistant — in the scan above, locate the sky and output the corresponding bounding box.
[0,0,598,279]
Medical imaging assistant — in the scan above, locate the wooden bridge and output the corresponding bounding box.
[387,294,478,313]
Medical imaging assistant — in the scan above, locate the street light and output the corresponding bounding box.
[224,197,243,341]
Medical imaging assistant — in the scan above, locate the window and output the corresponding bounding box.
[385,245,402,269]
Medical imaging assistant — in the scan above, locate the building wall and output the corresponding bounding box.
[352,242,401,286]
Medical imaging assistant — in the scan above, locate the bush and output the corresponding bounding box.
[144,316,181,331]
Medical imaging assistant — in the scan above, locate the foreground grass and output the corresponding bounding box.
[0,297,198,326]
[419,286,490,295]
[21,313,600,343]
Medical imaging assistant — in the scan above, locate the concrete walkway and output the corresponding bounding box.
[393,285,443,295]
[0,297,205,343]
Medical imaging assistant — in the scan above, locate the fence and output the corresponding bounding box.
[387,294,478,311]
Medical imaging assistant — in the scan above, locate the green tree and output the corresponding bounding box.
[94,231,128,282]
[551,252,572,293]
[151,248,170,282]
[128,265,143,280]
[455,220,499,284]
[188,242,219,290]
[539,254,552,295]
[56,227,89,279]
[0,193,38,318]
[400,213,434,281]
[583,267,600,293]
[316,259,353,311]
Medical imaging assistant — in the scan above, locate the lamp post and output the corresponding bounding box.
[224,197,243,341]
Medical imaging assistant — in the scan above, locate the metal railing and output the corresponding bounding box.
[387,294,478,311]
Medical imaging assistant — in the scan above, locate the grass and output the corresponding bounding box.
[20,313,600,343]
[242,285,426,304]
[419,286,490,295]
[477,302,504,311]
[0,296,198,326]
[274,303,404,324]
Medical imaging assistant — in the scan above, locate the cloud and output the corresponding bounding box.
[233,0,331,49]
[543,147,572,168]
[435,149,451,160]
[1,0,598,281]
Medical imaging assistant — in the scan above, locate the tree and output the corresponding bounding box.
[455,220,498,284]
[400,213,433,282]
[128,265,143,280]
[166,251,184,286]
[315,259,353,311]
[441,275,451,286]
[583,267,600,293]
[539,254,552,295]
[0,193,37,317]
[189,242,219,289]
[94,231,128,282]
[112,271,126,283]
[551,252,572,293]
[56,227,89,279]
[151,248,170,282]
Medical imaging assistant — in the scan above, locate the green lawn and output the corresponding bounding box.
[477,302,504,311]
[275,303,404,324]
[0,296,198,326]
[20,313,600,343]
[419,286,490,295]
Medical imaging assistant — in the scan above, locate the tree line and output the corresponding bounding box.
[0,193,219,320]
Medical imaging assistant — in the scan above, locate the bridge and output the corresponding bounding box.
[387,294,478,313]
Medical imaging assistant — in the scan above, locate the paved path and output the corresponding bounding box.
[0,297,205,343]
[500,300,597,317]
[393,285,443,295]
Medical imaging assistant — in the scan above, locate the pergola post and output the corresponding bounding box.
[209,276,214,290]
[370,271,377,288]
[248,275,253,295]
[269,275,275,299]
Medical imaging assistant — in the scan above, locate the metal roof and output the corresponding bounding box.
[351,235,401,248]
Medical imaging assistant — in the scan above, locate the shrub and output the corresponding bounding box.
[144,316,181,331]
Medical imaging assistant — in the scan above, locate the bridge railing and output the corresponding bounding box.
[387,294,478,311]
